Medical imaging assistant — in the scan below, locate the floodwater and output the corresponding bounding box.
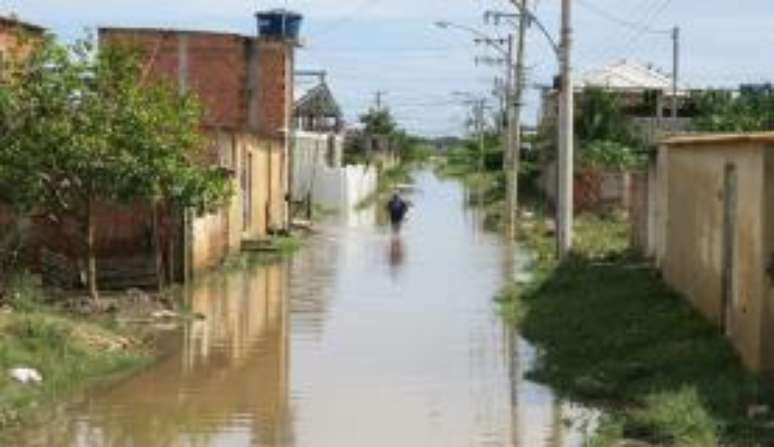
[15,171,592,446]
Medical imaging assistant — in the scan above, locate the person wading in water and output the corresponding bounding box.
[387,192,410,233]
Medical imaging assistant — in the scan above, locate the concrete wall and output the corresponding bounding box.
[630,155,660,259]
[23,129,288,285]
[656,139,769,371]
[292,131,344,202]
[292,132,376,212]
[313,165,378,212]
[190,131,286,275]
[539,160,631,211]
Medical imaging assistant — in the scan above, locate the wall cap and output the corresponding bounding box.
[662,132,774,148]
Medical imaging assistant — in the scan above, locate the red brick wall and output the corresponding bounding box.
[255,41,292,139]
[99,29,294,139]
[0,21,44,73]
[34,202,174,260]
[99,30,248,130]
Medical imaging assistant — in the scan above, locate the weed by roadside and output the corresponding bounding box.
[0,274,149,439]
[500,213,772,446]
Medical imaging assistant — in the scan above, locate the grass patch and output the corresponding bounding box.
[311,205,338,223]
[272,235,303,255]
[0,275,149,439]
[500,213,772,446]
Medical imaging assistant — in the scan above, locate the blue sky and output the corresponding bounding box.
[3,0,774,136]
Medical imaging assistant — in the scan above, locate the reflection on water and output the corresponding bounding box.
[15,264,292,447]
[15,171,591,446]
[387,236,406,278]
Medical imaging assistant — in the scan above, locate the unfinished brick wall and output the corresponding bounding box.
[0,18,44,79]
[99,30,248,129]
[99,28,294,139]
[254,41,293,139]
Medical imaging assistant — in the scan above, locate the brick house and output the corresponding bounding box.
[0,16,45,271]
[13,14,300,290]
[88,19,299,283]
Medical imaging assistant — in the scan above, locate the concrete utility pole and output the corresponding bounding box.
[557,0,574,257]
[671,26,680,122]
[375,90,388,111]
[507,0,528,238]
[503,36,515,170]
[475,99,487,172]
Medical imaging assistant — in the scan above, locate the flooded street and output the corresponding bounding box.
[16,171,589,446]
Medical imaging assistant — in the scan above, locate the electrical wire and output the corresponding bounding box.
[305,0,381,38]
[577,0,673,69]
[576,0,671,35]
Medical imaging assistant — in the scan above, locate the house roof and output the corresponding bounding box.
[294,81,342,118]
[0,15,45,33]
[663,132,774,148]
[580,60,672,91]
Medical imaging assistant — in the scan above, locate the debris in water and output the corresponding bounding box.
[9,367,43,385]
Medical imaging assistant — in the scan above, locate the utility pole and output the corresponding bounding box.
[507,0,528,238]
[671,26,680,122]
[475,99,487,172]
[557,0,574,257]
[503,36,515,170]
[374,90,388,111]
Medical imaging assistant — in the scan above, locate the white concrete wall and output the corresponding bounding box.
[311,165,377,211]
[292,131,376,212]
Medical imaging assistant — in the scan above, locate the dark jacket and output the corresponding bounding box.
[387,196,409,224]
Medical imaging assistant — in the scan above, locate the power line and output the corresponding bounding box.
[305,0,381,38]
[576,0,671,35]
[577,0,673,67]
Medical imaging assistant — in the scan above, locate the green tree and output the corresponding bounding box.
[575,88,645,170]
[359,108,398,135]
[693,88,774,132]
[0,37,232,302]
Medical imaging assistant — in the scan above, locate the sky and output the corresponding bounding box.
[3,0,774,137]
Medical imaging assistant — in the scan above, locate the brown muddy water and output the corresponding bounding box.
[14,171,594,446]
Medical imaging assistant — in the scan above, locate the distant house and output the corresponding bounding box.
[539,60,694,147]
[294,77,343,133]
[0,15,45,79]
[291,76,376,213]
[538,60,698,211]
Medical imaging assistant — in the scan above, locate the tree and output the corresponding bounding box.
[693,88,774,132]
[359,108,398,135]
[0,36,232,302]
[574,88,645,170]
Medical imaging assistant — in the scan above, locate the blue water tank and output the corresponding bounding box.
[256,9,303,40]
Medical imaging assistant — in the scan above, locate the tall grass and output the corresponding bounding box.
[500,214,771,446]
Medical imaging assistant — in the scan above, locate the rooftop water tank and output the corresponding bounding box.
[256,9,303,40]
